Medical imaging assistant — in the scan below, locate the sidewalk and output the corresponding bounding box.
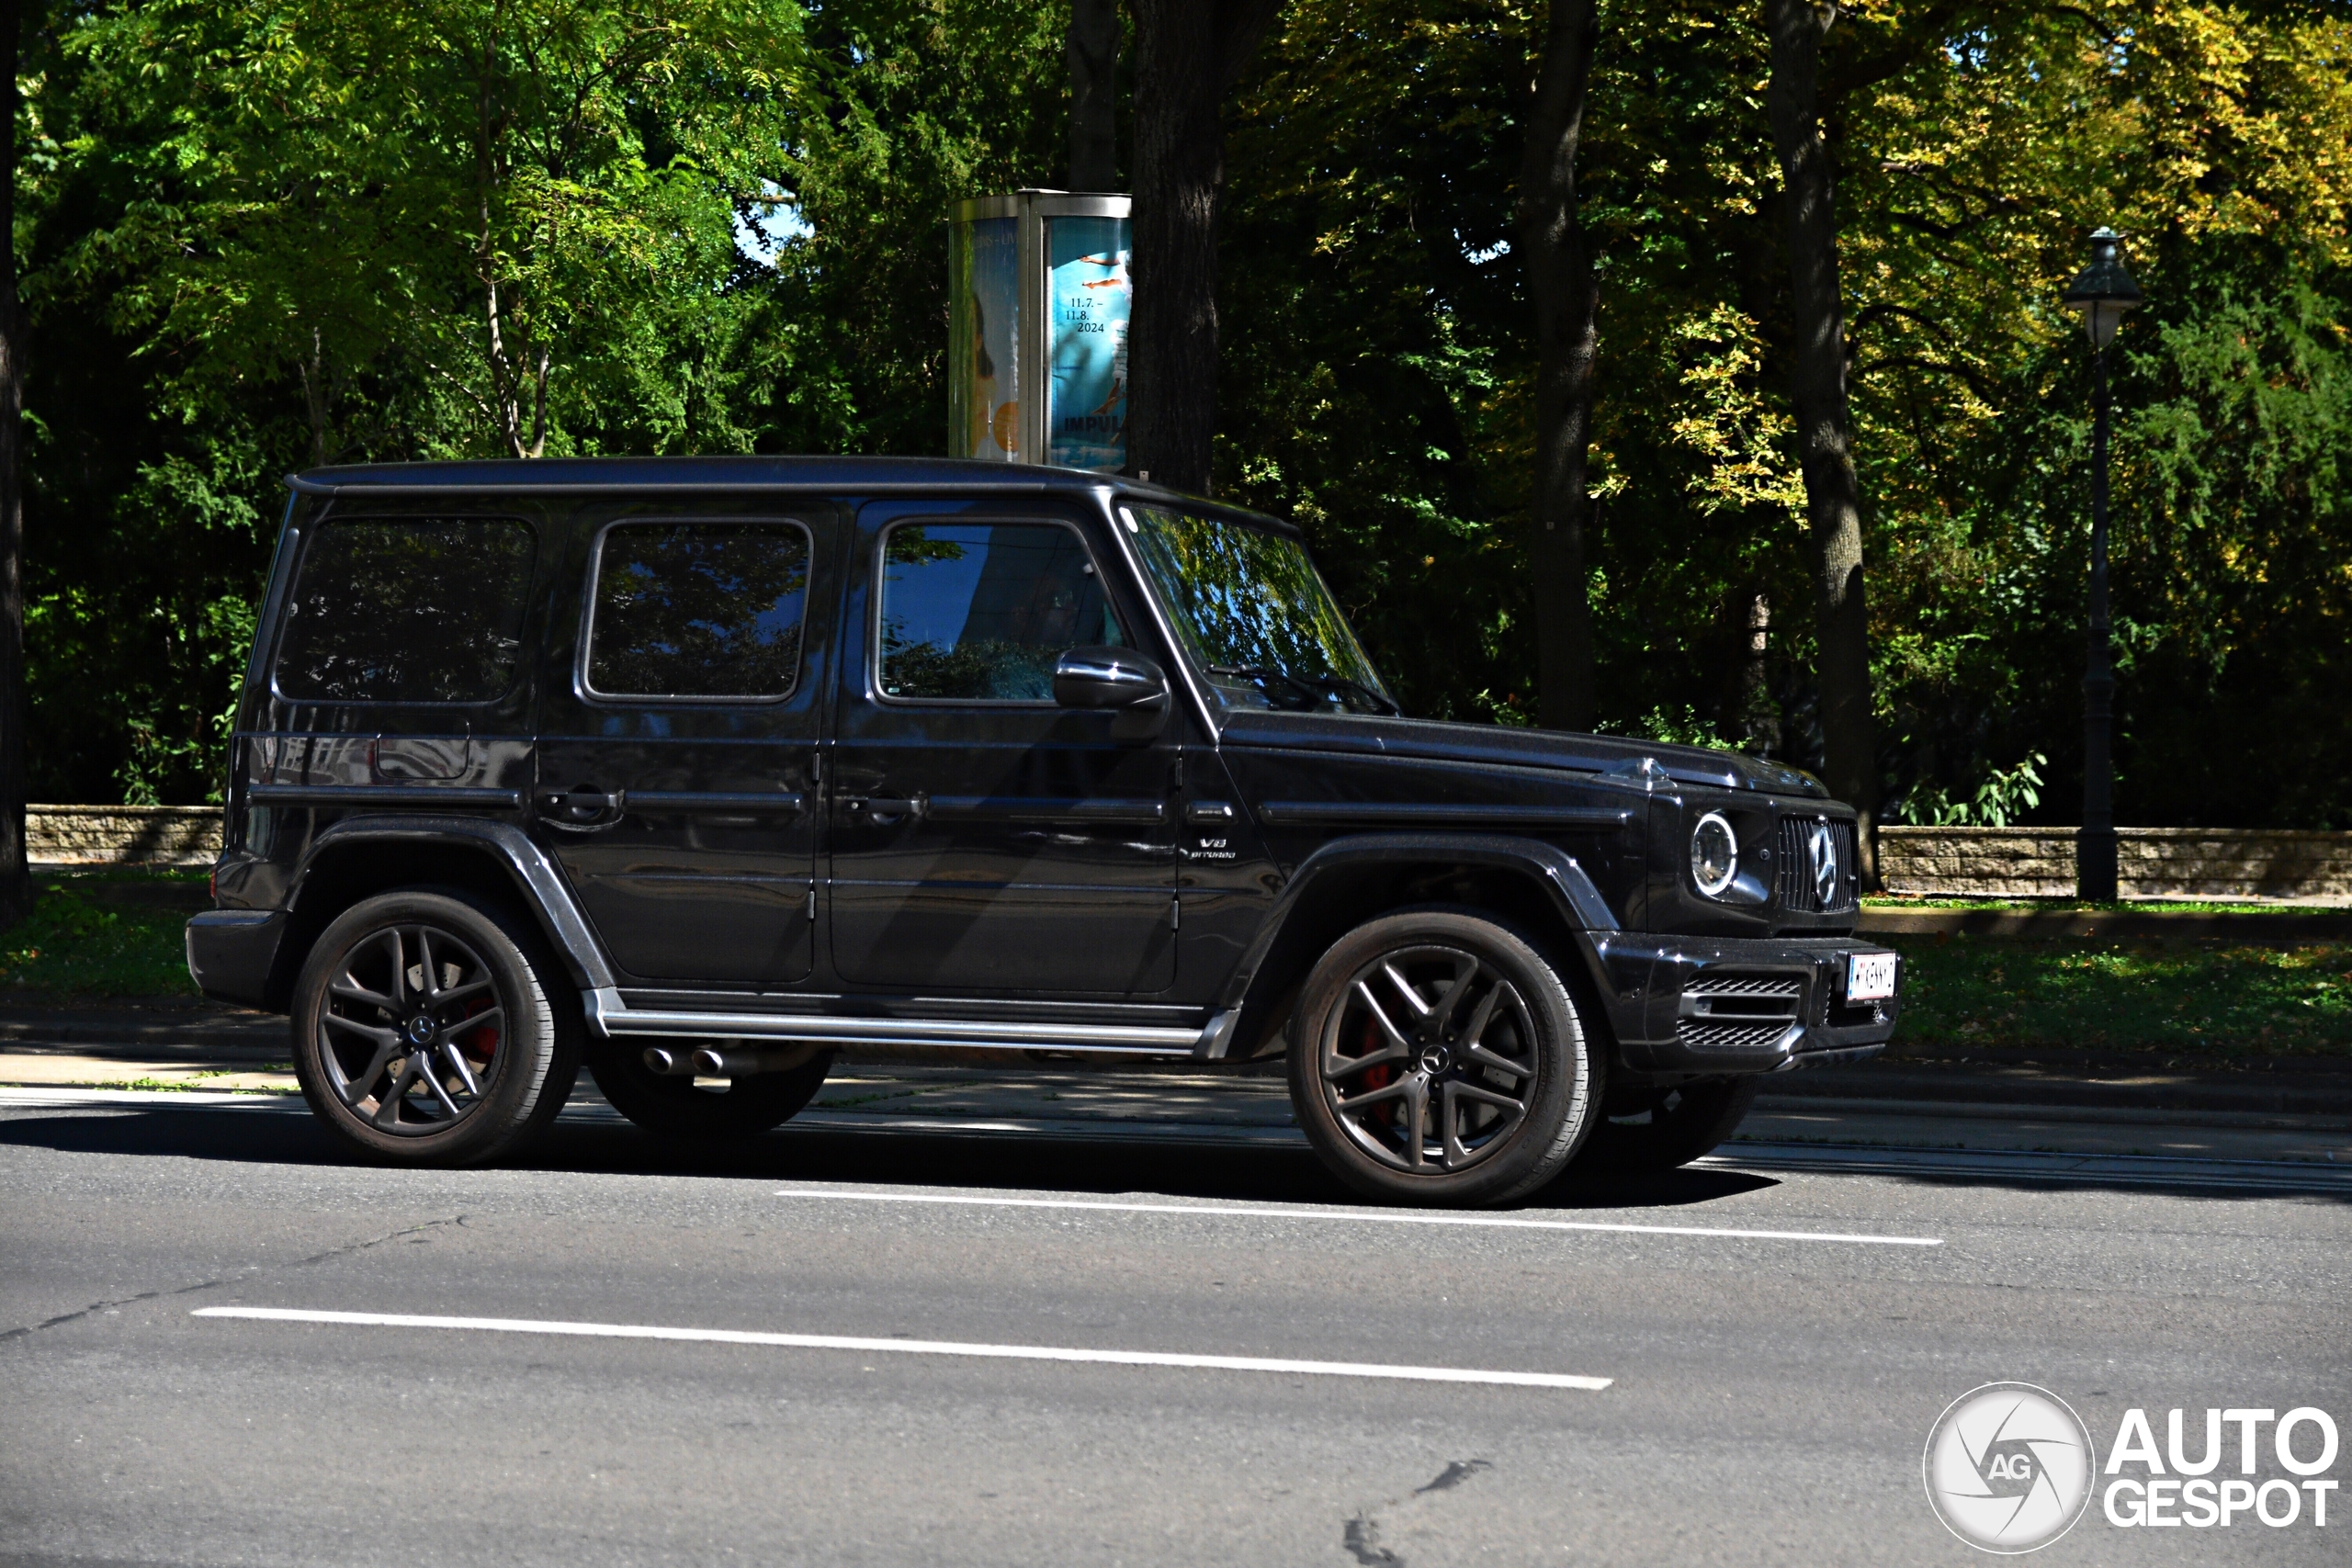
[3,998,2347,1167]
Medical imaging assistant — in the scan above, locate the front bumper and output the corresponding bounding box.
[185,909,287,1009]
[1587,931,1899,1076]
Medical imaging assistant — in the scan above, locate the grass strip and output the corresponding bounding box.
[2,874,204,997]
[1889,935,2352,1058]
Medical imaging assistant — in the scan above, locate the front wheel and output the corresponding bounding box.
[290,889,579,1166]
[1576,1077,1761,1170]
[1287,907,1602,1206]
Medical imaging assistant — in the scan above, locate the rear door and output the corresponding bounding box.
[826,498,1178,995]
[536,504,837,987]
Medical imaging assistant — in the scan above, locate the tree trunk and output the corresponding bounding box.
[1068,0,1119,191]
[1513,0,1600,732]
[0,0,29,931]
[1127,0,1279,495]
[1764,0,1878,882]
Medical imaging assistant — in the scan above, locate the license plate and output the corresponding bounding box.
[1846,952,1898,1002]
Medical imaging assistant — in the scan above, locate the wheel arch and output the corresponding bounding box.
[265,817,614,1011]
[1212,833,1622,1063]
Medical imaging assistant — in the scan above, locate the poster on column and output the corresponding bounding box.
[954,216,1021,460]
[1046,215,1129,472]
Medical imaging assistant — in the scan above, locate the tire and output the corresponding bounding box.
[586,1037,833,1141]
[290,888,581,1166]
[1577,1077,1760,1171]
[1287,906,1603,1205]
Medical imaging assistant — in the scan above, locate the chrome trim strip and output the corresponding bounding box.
[582,987,1202,1055]
[254,784,523,809]
[1256,802,1633,830]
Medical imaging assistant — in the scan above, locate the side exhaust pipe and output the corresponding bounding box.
[641,1043,821,1077]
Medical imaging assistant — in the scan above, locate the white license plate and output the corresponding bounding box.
[1846,952,1898,1002]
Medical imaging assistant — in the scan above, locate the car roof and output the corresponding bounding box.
[286,455,1302,536]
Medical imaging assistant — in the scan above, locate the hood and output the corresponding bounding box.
[1213,709,1829,798]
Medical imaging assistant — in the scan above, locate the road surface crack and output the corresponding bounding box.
[0,1214,466,1345]
[1343,1459,1491,1565]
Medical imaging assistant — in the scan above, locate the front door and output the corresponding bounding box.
[828,500,1178,995]
[537,506,835,987]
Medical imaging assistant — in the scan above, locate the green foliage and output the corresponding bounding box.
[0,877,206,996]
[13,0,2352,835]
[1888,935,2352,1058]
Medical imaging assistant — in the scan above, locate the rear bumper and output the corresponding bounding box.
[1589,931,1899,1076]
[185,909,286,1009]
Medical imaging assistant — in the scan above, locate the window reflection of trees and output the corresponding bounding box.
[590,525,809,698]
[878,524,1123,702]
[277,519,534,704]
[1126,505,1389,705]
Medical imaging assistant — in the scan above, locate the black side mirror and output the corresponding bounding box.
[1053,646,1170,742]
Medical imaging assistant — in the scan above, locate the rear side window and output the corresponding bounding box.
[586,523,812,699]
[275,518,535,704]
[877,522,1124,701]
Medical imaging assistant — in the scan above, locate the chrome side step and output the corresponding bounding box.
[584,987,1216,1057]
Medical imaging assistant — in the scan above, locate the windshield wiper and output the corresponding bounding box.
[1204,665,1400,716]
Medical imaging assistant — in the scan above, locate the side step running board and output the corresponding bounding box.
[584,987,1231,1059]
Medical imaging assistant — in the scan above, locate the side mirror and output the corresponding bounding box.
[1054,646,1170,742]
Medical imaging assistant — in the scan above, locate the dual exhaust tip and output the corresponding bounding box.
[640,1043,820,1079]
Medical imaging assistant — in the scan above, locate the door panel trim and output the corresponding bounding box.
[926,795,1166,823]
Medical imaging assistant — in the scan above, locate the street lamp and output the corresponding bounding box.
[2060,228,2143,904]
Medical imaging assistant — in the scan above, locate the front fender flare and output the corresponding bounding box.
[1204,832,1645,1060]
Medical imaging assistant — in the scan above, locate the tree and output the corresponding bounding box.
[1515,0,1600,731]
[1127,0,1282,493]
[0,0,28,929]
[1764,0,1876,875]
[1068,0,1119,189]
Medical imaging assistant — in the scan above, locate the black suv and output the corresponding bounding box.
[187,457,1898,1204]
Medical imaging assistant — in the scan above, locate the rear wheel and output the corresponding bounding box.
[1577,1077,1760,1170]
[290,889,579,1166]
[1287,907,1601,1206]
[586,1037,833,1140]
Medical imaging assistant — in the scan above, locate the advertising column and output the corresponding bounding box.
[948,191,1131,473]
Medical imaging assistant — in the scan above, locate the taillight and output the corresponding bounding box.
[208,867,218,905]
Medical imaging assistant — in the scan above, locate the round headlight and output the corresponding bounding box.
[1690,812,1738,898]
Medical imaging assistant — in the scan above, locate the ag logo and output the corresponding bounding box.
[1924,1383,2098,1553]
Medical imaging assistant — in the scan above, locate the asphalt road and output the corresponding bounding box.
[2,1094,2347,1567]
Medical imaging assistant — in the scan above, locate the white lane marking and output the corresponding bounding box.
[772,1187,1943,1247]
[190,1307,1609,1391]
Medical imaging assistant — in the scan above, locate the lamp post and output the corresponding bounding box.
[2060,228,2143,903]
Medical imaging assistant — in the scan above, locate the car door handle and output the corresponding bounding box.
[846,795,925,822]
[537,786,628,831]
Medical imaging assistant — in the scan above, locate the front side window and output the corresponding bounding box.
[876,522,1125,701]
[1124,504,1396,715]
[587,523,811,700]
[275,517,534,704]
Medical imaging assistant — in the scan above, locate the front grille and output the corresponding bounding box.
[1776,816,1860,913]
[1676,1020,1796,1053]
[1685,975,1804,1001]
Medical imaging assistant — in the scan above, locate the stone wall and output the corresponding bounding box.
[28,806,222,867]
[1880,826,2352,900]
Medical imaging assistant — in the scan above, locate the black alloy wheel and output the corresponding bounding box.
[586,1038,834,1141]
[291,889,578,1165]
[1577,1077,1761,1171]
[1289,907,1601,1205]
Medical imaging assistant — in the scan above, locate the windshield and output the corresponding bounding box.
[1123,503,1398,716]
